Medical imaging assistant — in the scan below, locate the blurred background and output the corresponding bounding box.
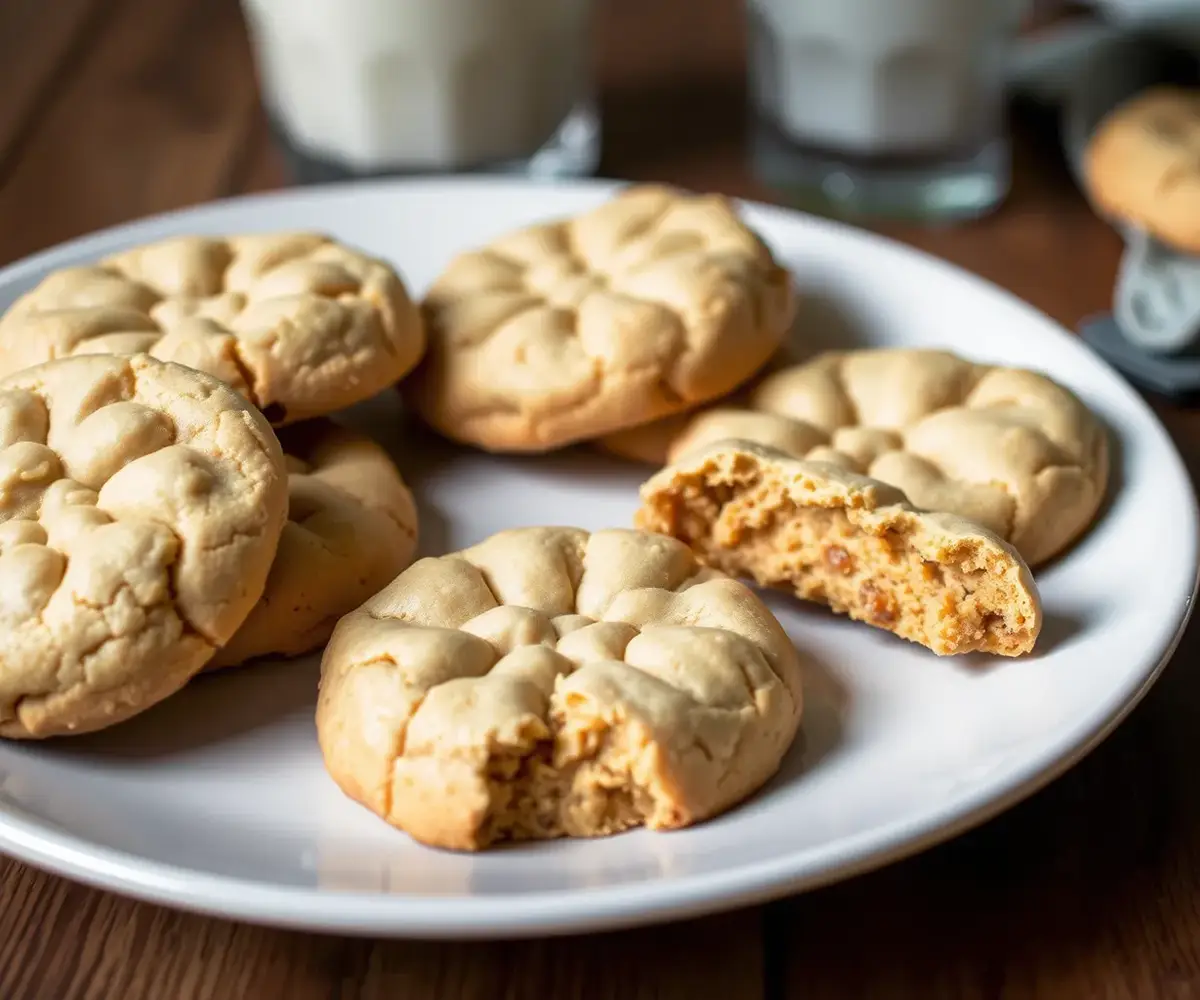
[5,6,1200,997]
[0,0,1198,337]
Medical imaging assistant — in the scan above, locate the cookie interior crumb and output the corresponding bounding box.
[473,703,673,846]
[636,444,1041,657]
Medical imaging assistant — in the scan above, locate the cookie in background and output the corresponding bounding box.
[1083,85,1200,254]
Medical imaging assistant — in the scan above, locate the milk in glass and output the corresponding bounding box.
[241,0,596,177]
[748,0,1018,218]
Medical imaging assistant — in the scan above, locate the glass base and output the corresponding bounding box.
[752,122,1011,224]
[270,103,601,186]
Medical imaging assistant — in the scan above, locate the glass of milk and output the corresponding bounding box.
[240,0,598,182]
[748,0,1024,221]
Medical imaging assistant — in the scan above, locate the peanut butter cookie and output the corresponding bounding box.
[0,354,288,738]
[1083,86,1200,253]
[317,526,803,851]
[209,420,418,670]
[609,349,1108,567]
[407,185,794,452]
[636,441,1042,657]
[0,233,425,425]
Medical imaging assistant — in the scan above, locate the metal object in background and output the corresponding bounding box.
[1114,231,1200,355]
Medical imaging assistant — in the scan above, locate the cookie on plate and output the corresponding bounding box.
[208,420,418,671]
[594,409,698,465]
[0,354,288,738]
[611,349,1108,567]
[317,526,803,851]
[1083,86,1200,253]
[0,233,426,425]
[407,185,795,452]
[636,441,1042,657]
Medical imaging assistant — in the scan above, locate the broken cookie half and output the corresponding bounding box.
[635,441,1042,657]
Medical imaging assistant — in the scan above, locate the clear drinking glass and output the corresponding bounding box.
[240,0,599,184]
[747,0,1022,221]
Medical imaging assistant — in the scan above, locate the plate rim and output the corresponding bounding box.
[0,175,1194,939]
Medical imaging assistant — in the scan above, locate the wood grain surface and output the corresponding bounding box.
[1,1,1198,998]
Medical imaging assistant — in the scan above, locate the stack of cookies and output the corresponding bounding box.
[0,185,1111,854]
[0,233,427,738]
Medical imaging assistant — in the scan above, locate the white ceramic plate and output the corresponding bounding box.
[0,178,1194,939]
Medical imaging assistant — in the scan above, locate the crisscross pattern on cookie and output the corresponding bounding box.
[0,233,425,425]
[317,526,802,850]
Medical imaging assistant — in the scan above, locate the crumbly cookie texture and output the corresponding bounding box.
[635,441,1042,657]
[407,184,795,452]
[208,420,418,670]
[317,526,803,851]
[612,349,1108,567]
[0,354,288,738]
[1083,86,1200,253]
[0,232,426,425]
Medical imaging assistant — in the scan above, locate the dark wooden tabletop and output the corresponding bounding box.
[2,1,1199,998]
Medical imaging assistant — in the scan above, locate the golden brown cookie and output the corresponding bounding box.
[0,354,288,738]
[609,349,1108,567]
[1083,86,1200,253]
[317,526,803,851]
[636,441,1042,657]
[208,420,418,670]
[0,233,426,425]
[407,185,794,452]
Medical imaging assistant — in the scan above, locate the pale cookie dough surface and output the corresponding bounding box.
[595,410,697,465]
[209,420,419,671]
[636,441,1042,657]
[0,232,426,425]
[1083,86,1200,254]
[616,349,1108,567]
[0,354,288,738]
[408,185,795,452]
[317,526,803,851]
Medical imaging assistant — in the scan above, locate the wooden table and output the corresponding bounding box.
[2,1,1198,998]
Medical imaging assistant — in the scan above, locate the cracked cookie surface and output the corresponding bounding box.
[317,526,803,851]
[1083,86,1200,254]
[636,441,1042,657]
[0,353,288,738]
[210,419,418,670]
[0,232,426,425]
[611,349,1108,567]
[407,185,795,452]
